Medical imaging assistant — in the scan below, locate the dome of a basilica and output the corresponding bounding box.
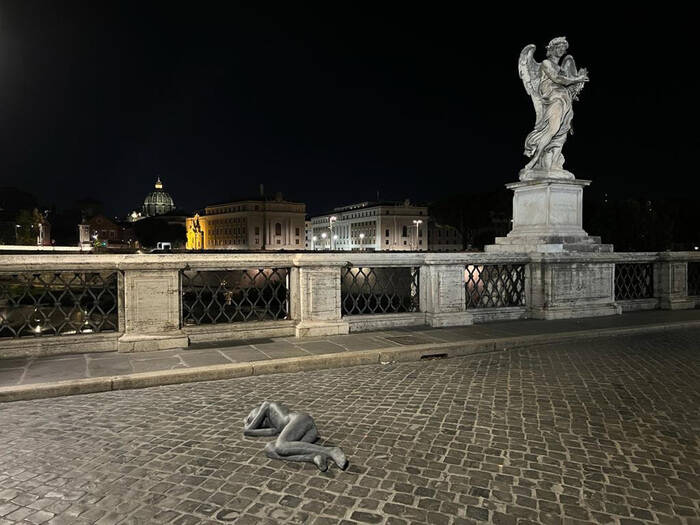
[142,177,175,217]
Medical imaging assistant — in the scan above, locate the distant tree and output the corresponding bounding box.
[430,189,511,249]
[132,217,186,248]
[15,209,38,245]
[585,194,694,251]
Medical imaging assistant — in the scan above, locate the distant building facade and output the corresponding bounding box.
[310,200,428,251]
[86,214,134,248]
[428,220,463,252]
[186,193,306,250]
[304,220,312,250]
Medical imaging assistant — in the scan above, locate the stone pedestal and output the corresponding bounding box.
[486,176,618,320]
[486,178,612,253]
[118,269,189,352]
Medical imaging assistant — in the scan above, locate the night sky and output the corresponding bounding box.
[0,4,697,217]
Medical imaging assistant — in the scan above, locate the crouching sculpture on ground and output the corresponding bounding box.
[243,401,348,472]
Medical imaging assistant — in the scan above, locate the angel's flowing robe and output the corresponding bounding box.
[523,60,574,170]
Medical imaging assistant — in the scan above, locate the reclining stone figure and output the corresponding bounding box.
[243,401,348,472]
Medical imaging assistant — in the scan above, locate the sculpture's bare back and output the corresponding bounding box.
[519,37,589,180]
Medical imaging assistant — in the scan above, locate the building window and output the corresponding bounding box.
[402,226,408,237]
[403,240,407,245]
[295,227,300,236]
[418,229,422,237]
[385,240,389,245]
[295,239,299,245]
[276,239,281,245]
[275,223,282,236]
[385,229,389,237]
[255,226,260,235]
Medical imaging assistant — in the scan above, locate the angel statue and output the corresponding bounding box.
[519,37,589,179]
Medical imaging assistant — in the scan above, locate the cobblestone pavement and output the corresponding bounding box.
[1,330,699,525]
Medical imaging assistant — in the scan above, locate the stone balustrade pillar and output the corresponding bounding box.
[421,263,473,327]
[118,269,189,352]
[655,257,695,310]
[294,264,349,337]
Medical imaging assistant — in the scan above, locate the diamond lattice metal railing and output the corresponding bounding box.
[181,268,290,325]
[0,271,119,339]
[615,263,654,300]
[464,264,526,309]
[341,267,419,316]
[688,262,700,296]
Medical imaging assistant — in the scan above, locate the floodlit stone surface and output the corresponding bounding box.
[1,329,699,524]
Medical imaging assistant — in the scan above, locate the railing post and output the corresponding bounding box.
[655,255,695,310]
[118,268,189,352]
[422,263,473,327]
[294,263,349,337]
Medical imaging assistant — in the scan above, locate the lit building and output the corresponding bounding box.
[142,177,175,217]
[310,200,429,251]
[85,214,134,248]
[186,193,306,250]
[304,220,312,250]
[428,220,463,252]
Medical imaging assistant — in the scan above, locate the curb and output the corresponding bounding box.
[2,319,699,403]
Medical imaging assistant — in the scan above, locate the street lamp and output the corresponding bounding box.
[321,232,327,249]
[359,232,365,251]
[329,216,337,250]
[312,235,317,251]
[412,220,423,250]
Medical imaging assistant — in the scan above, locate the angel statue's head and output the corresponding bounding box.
[546,37,569,58]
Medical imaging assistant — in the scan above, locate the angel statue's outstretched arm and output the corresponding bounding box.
[541,60,588,86]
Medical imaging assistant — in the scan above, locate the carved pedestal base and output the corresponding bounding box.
[486,178,612,254]
[527,259,620,320]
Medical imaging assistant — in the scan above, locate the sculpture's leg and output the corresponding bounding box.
[264,442,331,471]
[268,415,348,471]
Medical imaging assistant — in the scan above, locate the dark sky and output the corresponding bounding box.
[0,3,697,217]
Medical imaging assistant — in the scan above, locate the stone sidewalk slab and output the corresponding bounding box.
[1,309,699,402]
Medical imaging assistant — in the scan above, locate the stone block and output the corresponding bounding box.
[527,260,620,320]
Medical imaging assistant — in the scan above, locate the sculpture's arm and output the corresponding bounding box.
[541,60,588,87]
[243,427,279,437]
[245,401,270,430]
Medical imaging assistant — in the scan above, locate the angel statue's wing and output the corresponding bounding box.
[518,44,542,124]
